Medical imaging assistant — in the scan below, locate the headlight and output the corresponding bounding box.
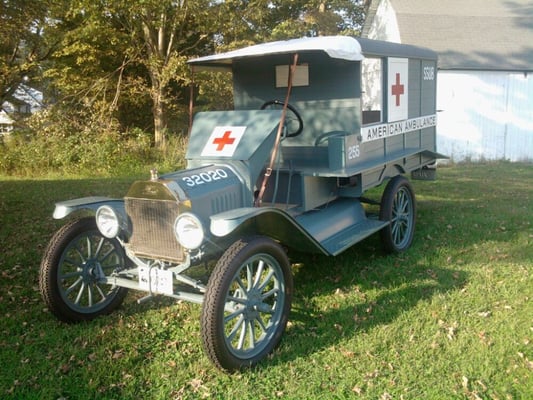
[174,213,204,250]
[96,205,120,238]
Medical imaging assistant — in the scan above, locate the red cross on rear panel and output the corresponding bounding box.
[391,73,405,106]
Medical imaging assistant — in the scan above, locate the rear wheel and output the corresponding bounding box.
[379,176,416,253]
[201,236,293,371]
[39,217,129,322]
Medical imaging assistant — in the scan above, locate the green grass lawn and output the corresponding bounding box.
[1,162,531,399]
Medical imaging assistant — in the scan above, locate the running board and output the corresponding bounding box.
[294,198,389,256]
[321,218,388,256]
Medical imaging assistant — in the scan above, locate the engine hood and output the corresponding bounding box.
[127,165,242,201]
[126,164,246,219]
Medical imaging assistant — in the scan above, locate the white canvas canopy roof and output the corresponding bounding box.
[188,36,363,71]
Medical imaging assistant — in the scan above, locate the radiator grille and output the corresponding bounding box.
[125,198,184,262]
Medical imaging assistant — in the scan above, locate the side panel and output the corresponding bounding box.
[421,59,437,116]
[408,58,421,118]
[353,55,438,183]
[257,170,338,213]
[420,59,438,153]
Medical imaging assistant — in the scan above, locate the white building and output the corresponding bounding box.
[362,0,533,161]
[0,110,14,134]
[1,84,43,134]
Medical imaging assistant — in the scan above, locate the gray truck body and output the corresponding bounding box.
[41,36,445,371]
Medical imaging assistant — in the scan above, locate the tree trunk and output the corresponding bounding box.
[152,85,167,149]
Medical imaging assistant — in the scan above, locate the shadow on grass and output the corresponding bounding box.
[268,165,532,366]
[269,233,469,366]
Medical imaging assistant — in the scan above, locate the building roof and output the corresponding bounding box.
[363,0,533,71]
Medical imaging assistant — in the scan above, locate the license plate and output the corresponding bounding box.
[139,267,174,295]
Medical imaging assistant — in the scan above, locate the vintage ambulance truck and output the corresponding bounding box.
[39,36,445,371]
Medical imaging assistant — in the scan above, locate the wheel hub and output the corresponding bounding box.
[243,289,262,320]
[82,259,102,283]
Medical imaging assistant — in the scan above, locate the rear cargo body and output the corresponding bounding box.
[187,36,444,255]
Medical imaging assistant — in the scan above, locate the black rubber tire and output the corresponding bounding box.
[379,176,417,253]
[39,217,129,323]
[200,236,293,371]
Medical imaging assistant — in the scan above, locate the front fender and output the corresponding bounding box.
[210,207,329,255]
[53,196,125,219]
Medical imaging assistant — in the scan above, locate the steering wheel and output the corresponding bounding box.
[260,100,304,137]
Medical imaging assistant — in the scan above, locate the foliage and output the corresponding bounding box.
[0,104,187,177]
[214,0,367,43]
[0,0,55,104]
[41,0,212,147]
[0,162,531,399]
[2,0,369,152]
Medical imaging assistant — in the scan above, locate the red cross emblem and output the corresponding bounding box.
[391,73,405,106]
[213,130,235,151]
[201,126,246,157]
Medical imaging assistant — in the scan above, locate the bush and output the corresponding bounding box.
[0,108,187,177]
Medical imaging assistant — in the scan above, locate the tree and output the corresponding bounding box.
[45,0,216,148]
[127,0,215,148]
[0,0,58,106]
[305,1,368,36]
[213,0,368,44]
[36,1,368,148]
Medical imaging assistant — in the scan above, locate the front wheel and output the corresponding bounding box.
[39,217,129,322]
[379,176,417,253]
[201,236,293,371]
